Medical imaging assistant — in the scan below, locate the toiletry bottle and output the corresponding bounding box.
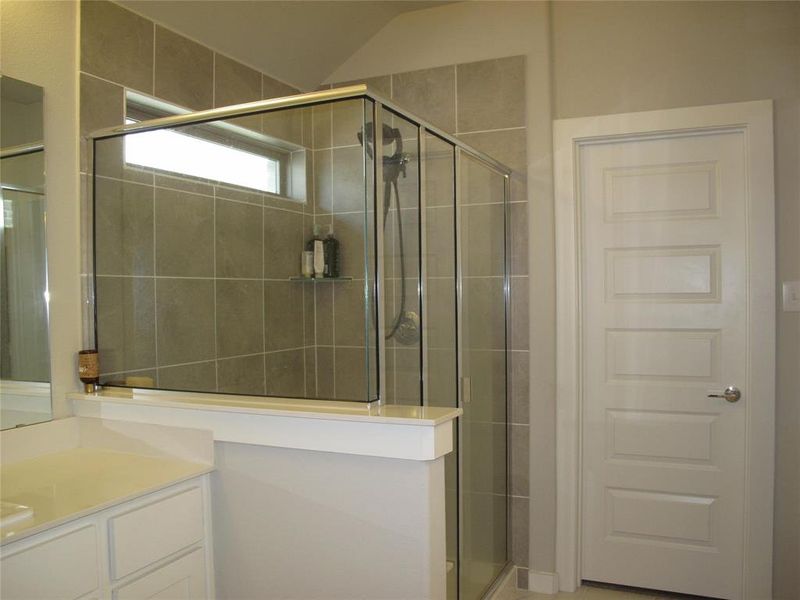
[323,225,340,278]
[78,349,100,393]
[306,224,325,278]
[302,250,314,278]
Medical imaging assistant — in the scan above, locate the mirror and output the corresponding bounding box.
[0,75,51,429]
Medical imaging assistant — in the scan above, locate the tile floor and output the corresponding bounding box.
[504,582,715,600]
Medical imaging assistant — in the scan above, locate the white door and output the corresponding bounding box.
[555,101,775,599]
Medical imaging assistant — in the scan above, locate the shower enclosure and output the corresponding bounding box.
[90,85,512,600]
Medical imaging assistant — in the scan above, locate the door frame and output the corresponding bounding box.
[553,100,776,598]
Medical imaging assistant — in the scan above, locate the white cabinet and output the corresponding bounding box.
[0,476,212,600]
[0,525,99,599]
[109,487,205,580]
[113,550,207,600]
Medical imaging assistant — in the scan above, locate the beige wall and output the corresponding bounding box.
[332,1,800,596]
[0,0,81,419]
[551,3,799,597]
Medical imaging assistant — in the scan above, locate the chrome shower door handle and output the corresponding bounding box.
[708,386,741,403]
[460,377,471,407]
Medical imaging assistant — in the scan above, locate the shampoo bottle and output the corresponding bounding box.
[323,225,340,278]
[306,224,324,278]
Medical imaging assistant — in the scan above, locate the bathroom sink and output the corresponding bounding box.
[0,501,34,527]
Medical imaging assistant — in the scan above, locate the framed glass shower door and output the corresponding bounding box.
[457,149,510,600]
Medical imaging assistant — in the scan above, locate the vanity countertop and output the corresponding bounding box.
[68,388,462,426]
[0,447,212,544]
[69,389,460,462]
[0,417,214,545]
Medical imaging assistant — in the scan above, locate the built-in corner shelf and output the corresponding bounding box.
[289,276,353,282]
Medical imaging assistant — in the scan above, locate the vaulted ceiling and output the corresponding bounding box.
[117,1,453,91]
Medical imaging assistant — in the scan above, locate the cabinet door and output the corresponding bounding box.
[0,524,99,600]
[113,549,207,600]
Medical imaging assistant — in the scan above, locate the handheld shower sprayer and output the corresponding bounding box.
[358,121,419,345]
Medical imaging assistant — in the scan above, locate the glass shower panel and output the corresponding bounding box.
[459,152,509,600]
[422,132,458,599]
[93,100,374,400]
[379,107,421,405]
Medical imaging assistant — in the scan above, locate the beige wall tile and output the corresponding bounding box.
[463,277,505,351]
[392,347,421,405]
[94,177,154,276]
[333,280,366,347]
[332,98,365,148]
[214,53,262,132]
[511,351,530,425]
[392,66,456,133]
[312,104,332,150]
[80,73,123,171]
[424,135,456,208]
[264,281,304,351]
[262,74,303,146]
[154,26,213,110]
[510,278,529,351]
[426,347,457,407]
[215,199,263,278]
[314,284,334,346]
[333,212,365,279]
[313,150,333,213]
[511,424,529,497]
[511,495,529,567]
[155,174,214,197]
[315,347,334,399]
[334,347,368,400]
[462,203,506,277]
[303,287,315,347]
[262,74,298,100]
[218,354,266,395]
[154,188,214,277]
[458,128,527,174]
[510,202,529,276]
[304,347,316,397]
[81,0,153,93]
[331,145,367,213]
[216,280,264,358]
[262,106,304,147]
[425,207,456,279]
[155,278,215,365]
[464,421,507,494]
[425,278,457,351]
[265,349,305,397]
[464,349,507,423]
[214,54,260,107]
[96,276,155,374]
[215,184,262,206]
[334,76,391,97]
[457,56,526,133]
[158,361,216,393]
[264,207,304,279]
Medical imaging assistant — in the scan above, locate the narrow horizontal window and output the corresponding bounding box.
[124,121,280,194]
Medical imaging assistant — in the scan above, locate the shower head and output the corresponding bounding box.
[358,122,407,185]
[356,122,402,154]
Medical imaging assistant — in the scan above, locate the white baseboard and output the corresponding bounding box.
[528,570,559,594]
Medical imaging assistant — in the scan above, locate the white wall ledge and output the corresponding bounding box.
[67,389,461,461]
